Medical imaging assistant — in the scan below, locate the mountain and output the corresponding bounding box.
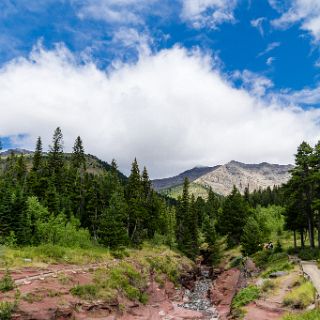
[0,148,127,181]
[0,148,34,156]
[152,160,293,198]
[152,165,220,191]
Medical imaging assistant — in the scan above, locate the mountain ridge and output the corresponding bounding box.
[152,160,294,197]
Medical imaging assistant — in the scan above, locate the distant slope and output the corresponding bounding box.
[0,148,127,181]
[152,166,220,191]
[159,182,210,199]
[153,160,293,197]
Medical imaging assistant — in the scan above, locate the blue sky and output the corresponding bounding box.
[1,0,319,91]
[2,0,320,177]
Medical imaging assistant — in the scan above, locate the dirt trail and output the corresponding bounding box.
[244,270,299,320]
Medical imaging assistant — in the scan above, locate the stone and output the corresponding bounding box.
[269,271,288,278]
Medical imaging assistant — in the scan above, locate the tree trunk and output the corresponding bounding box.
[318,213,320,249]
[307,212,315,248]
[293,230,297,250]
[300,228,305,248]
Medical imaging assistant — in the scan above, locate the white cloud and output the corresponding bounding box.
[180,0,238,28]
[271,0,320,41]
[257,42,281,57]
[266,56,275,65]
[251,17,266,36]
[1,44,320,178]
[75,0,158,25]
[232,70,274,96]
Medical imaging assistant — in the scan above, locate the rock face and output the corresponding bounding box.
[152,166,220,191]
[152,160,293,196]
[195,161,293,196]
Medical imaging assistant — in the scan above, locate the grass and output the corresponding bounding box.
[0,271,15,292]
[22,292,43,303]
[232,285,261,309]
[282,309,320,319]
[261,279,276,292]
[0,244,112,267]
[0,301,16,320]
[70,244,194,305]
[252,251,294,278]
[283,280,316,309]
[231,285,260,319]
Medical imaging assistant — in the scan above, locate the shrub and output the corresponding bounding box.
[230,256,243,268]
[298,248,320,261]
[283,281,315,309]
[232,285,260,309]
[70,284,98,300]
[0,271,15,292]
[0,301,16,320]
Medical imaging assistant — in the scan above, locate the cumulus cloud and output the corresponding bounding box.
[1,44,320,178]
[180,0,238,28]
[271,0,320,42]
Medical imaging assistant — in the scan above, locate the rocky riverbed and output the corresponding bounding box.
[179,267,220,320]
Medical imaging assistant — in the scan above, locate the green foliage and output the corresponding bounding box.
[0,301,16,320]
[282,309,320,320]
[232,285,260,309]
[298,248,320,260]
[283,281,316,309]
[71,262,148,303]
[252,251,293,277]
[219,186,249,247]
[241,216,263,256]
[70,284,98,300]
[0,270,15,292]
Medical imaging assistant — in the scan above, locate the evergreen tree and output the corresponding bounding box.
[71,136,86,170]
[48,127,64,178]
[126,158,146,244]
[98,188,128,248]
[219,186,249,247]
[32,137,43,171]
[241,216,262,255]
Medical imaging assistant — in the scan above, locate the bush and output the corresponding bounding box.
[232,285,260,309]
[0,301,16,320]
[230,256,243,268]
[298,248,320,261]
[0,271,15,292]
[70,284,98,300]
[283,281,316,309]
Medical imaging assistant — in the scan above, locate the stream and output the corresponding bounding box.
[179,267,220,320]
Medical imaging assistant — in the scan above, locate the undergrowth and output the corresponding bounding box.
[283,280,316,309]
[282,308,320,319]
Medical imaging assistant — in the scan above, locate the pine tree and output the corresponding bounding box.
[32,137,43,171]
[241,216,262,255]
[98,188,128,248]
[71,136,86,170]
[126,158,146,244]
[48,127,64,175]
[219,186,249,247]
